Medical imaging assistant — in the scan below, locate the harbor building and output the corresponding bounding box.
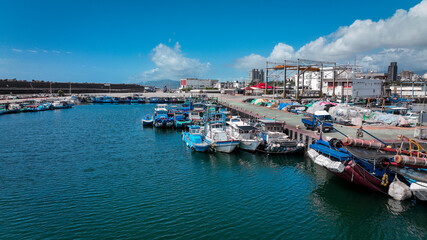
[289,67,353,91]
[215,81,245,90]
[387,62,398,82]
[249,69,264,83]
[179,78,219,90]
[322,78,382,98]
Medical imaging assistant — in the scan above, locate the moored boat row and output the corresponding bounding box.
[1,98,75,115]
[142,103,304,155]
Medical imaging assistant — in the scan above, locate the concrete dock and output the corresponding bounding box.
[216,94,427,146]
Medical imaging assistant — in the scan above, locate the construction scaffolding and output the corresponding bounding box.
[266,59,356,99]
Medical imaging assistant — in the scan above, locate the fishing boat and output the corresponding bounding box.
[141,115,153,127]
[112,97,120,103]
[227,116,262,152]
[203,113,239,153]
[193,103,205,111]
[307,138,397,195]
[37,102,52,111]
[131,96,140,104]
[307,134,427,201]
[189,110,204,124]
[257,119,304,154]
[52,100,73,109]
[182,125,210,152]
[180,102,192,112]
[154,104,173,127]
[174,111,191,128]
[4,103,21,114]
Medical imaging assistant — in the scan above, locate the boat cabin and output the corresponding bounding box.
[193,103,205,111]
[188,125,203,136]
[190,111,204,121]
[235,125,259,140]
[258,119,285,132]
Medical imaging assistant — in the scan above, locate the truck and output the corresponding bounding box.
[301,110,333,132]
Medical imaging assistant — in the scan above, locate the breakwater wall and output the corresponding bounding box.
[0,79,148,94]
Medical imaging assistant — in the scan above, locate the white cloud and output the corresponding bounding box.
[28,50,38,53]
[139,42,210,80]
[12,48,23,52]
[234,43,295,69]
[52,50,61,54]
[235,0,427,71]
[359,47,427,72]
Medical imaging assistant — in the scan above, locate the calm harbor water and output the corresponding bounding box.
[1,104,426,239]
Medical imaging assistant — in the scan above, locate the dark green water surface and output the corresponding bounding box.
[0,104,426,239]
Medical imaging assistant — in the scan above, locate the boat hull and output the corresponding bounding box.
[182,134,210,152]
[239,140,262,152]
[308,148,388,194]
[331,161,388,194]
[142,120,153,127]
[205,139,240,153]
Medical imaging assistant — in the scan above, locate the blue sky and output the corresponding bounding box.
[0,0,425,83]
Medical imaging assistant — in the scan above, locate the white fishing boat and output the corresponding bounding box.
[204,122,240,153]
[227,116,262,152]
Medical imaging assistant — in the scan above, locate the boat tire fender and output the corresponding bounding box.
[329,138,343,148]
[377,157,391,169]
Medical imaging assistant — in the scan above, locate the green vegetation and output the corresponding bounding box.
[58,90,65,96]
[180,87,193,92]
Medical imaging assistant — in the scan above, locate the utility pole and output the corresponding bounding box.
[265,62,268,95]
[332,63,337,97]
[296,59,300,100]
[346,66,350,103]
[283,60,287,99]
[69,82,71,95]
[319,64,323,98]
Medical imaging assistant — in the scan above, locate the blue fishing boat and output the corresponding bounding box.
[174,111,191,128]
[182,125,210,152]
[141,115,153,127]
[112,97,120,103]
[180,102,192,112]
[131,97,139,104]
[103,96,113,103]
[154,104,173,127]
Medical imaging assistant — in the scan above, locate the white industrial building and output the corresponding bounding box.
[179,78,219,90]
[289,67,353,91]
[215,81,245,90]
[322,78,382,98]
[288,67,383,98]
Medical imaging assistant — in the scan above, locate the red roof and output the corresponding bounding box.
[251,83,276,89]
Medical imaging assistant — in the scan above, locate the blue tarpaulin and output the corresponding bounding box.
[278,102,289,110]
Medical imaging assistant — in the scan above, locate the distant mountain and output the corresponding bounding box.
[141,79,180,89]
